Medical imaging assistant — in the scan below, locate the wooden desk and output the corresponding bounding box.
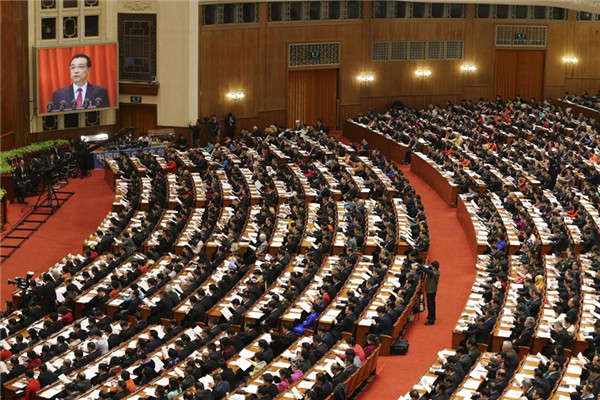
[491,256,527,352]
[552,356,586,400]
[343,120,409,164]
[0,192,7,229]
[243,254,312,328]
[457,195,489,262]
[531,255,556,354]
[411,152,459,207]
[280,256,346,330]
[498,355,542,400]
[550,98,600,121]
[489,193,520,255]
[355,256,405,346]
[104,159,121,191]
[316,257,374,333]
[174,208,205,254]
[403,348,458,398]
[229,336,315,398]
[450,352,496,400]
[575,254,597,355]
[452,256,492,349]
[73,253,152,319]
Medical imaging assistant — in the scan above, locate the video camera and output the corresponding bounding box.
[7,271,35,290]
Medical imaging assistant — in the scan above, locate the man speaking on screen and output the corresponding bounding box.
[50,53,109,111]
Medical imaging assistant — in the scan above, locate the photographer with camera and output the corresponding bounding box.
[189,119,202,148]
[13,159,30,204]
[419,260,440,326]
[208,114,220,144]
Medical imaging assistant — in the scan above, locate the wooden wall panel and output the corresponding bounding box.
[287,69,337,129]
[197,4,600,132]
[117,103,158,135]
[468,22,495,90]
[573,23,600,79]
[1,0,29,147]
[198,27,260,120]
[258,110,286,130]
[31,125,117,143]
[545,24,568,87]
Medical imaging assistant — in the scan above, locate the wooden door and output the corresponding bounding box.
[494,50,545,102]
[287,69,338,130]
[117,103,157,136]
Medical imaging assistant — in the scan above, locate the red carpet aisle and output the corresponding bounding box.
[0,170,113,304]
[357,164,475,400]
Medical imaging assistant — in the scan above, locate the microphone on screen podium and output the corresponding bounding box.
[84,98,91,109]
[94,97,102,107]
[58,100,66,111]
[71,99,78,110]
[47,101,55,113]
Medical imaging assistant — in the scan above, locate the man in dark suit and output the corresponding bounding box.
[512,316,535,348]
[371,306,393,336]
[211,373,230,400]
[49,53,109,112]
[13,159,29,203]
[37,363,58,387]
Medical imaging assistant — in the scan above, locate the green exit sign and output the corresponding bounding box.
[516,32,527,40]
[309,50,321,59]
[130,96,142,103]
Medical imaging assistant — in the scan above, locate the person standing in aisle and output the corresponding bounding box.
[420,260,440,325]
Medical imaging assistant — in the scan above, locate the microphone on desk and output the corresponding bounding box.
[84,98,91,109]
[58,100,66,111]
[71,99,78,110]
[47,101,55,113]
[94,97,102,107]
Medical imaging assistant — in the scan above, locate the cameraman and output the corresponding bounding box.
[13,159,30,203]
[419,260,440,326]
[35,273,58,314]
[209,114,220,144]
[189,119,202,148]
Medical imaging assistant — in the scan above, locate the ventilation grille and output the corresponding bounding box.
[409,41,426,60]
[371,40,464,61]
[372,42,389,61]
[495,25,547,47]
[288,42,340,66]
[427,41,444,60]
[390,42,408,61]
[445,41,464,59]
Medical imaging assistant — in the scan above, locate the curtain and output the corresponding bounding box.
[493,50,517,100]
[494,49,545,101]
[38,44,117,114]
[287,69,337,129]
[516,50,545,102]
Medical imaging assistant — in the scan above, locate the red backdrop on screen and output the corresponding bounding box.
[38,44,117,114]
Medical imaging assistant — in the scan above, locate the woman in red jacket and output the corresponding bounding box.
[19,370,40,400]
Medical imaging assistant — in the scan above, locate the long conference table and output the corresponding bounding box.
[411,152,460,208]
[342,120,411,163]
[550,98,600,121]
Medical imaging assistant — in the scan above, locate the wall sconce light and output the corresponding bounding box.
[461,64,477,72]
[415,69,432,78]
[357,74,374,83]
[562,56,578,64]
[226,91,245,101]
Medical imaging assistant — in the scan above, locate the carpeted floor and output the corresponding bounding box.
[0,170,113,305]
[356,164,475,400]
